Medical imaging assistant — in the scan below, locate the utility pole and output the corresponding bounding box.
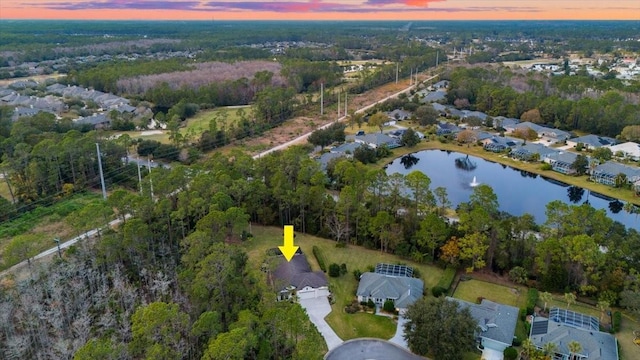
[54,238,61,259]
[395,62,399,84]
[337,91,340,118]
[320,82,324,116]
[410,68,413,85]
[137,163,142,194]
[95,143,107,200]
[147,157,154,200]
[344,92,347,115]
[436,51,439,67]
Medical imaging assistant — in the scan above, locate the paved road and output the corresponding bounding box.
[0,214,131,278]
[298,296,343,350]
[253,74,439,160]
[324,338,426,360]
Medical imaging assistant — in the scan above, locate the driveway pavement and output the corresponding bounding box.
[298,296,343,350]
[388,315,409,349]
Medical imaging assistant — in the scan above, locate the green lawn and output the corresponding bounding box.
[453,279,527,308]
[325,312,396,340]
[242,225,444,340]
[182,106,249,135]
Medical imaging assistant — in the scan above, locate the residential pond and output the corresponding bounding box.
[385,149,640,230]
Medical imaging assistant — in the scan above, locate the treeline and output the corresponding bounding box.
[445,66,640,137]
[66,59,194,94]
[0,109,133,216]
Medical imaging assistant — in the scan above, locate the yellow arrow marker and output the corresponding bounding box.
[279,225,299,262]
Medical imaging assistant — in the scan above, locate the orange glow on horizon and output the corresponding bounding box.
[2,8,638,21]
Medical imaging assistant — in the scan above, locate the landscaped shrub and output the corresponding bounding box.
[436,266,457,292]
[540,163,552,171]
[431,286,447,298]
[383,300,396,313]
[312,246,327,272]
[340,263,348,275]
[329,263,341,277]
[476,296,485,304]
[512,336,522,347]
[526,288,539,315]
[345,300,361,314]
[612,311,622,333]
[504,347,518,360]
[353,269,362,280]
[367,299,375,309]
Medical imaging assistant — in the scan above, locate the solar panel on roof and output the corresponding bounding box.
[531,320,549,336]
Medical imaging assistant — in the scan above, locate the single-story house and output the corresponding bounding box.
[566,134,617,150]
[493,116,519,130]
[386,109,412,121]
[481,136,521,153]
[430,80,450,90]
[448,298,519,358]
[330,142,362,155]
[271,252,329,301]
[74,113,110,129]
[529,308,618,360]
[605,141,640,161]
[317,152,346,170]
[353,133,401,149]
[462,110,489,122]
[543,151,580,175]
[505,122,570,143]
[590,161,640,186]
[387,128,425,140]
[436,122,462,136]
[356,264,423,313]
[417,89,446,103]
[11,107,56,121]
[510,143,559,162]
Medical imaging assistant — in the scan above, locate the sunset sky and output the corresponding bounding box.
[1,0,638,21]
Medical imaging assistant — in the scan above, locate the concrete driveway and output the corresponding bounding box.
[298,296,343,350]
[388,315,409,349]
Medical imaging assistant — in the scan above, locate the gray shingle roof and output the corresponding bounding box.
[356,272,423,309]
[530,316,618,360]
[570,134,617,148]
[592,161,640,182]
[448,298,519,346]
[272,253,327,291]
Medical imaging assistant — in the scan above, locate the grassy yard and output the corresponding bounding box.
[453,279,527,308]
[182,106,249,135]
[242,225,445,340]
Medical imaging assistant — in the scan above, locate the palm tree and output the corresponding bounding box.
[597,300,610,322]
[564,292,576,309]
[542,342,558,360]
[540,291,553,313]
[567,340,582,360]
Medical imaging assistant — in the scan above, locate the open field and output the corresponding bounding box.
[501,58,561,68]
[182,106,249,135]
[242,225,444,340]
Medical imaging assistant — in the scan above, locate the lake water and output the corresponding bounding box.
[385,150,640,230]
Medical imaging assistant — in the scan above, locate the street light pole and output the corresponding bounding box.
[53,238,61,258]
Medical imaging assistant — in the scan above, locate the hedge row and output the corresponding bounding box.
[612,311,622,333]
[436,266,457,291]
[313,246,327,272]
[526,288,539,315]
